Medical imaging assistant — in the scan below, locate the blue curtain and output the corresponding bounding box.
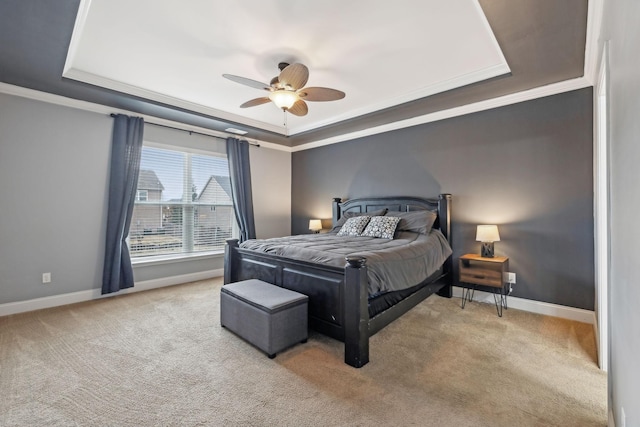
[227,137,256,242]
[102,114,144,294]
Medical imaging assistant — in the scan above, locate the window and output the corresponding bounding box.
[129,144,235,259]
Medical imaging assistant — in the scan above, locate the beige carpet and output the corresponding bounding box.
[0,278,606,426]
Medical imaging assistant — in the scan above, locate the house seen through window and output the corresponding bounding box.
[129,144,236,259]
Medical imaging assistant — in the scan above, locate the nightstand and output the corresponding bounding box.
[458,254,509,317]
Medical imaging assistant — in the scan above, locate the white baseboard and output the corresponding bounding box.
[609,407,615,427]
[594,319,608,372]
[452,286,595,324]
[0,269,223,317]
[1,279,594,324]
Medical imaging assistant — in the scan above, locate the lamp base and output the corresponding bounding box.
[480,242,495,258]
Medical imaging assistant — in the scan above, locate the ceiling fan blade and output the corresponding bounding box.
[223,74,271,91]
[287,99,308,116]
[278,63,309,90]
[240,97,271,108]
[299,87,346,102]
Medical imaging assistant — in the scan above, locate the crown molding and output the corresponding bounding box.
[287,62,510,136]
[0,82,289,152]
[62,67,286,135]
[62,57,509,139]
[1,76,592,154]
[1,74,592,155]
[291,77,592,152]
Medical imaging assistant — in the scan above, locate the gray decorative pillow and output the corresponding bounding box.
[385,210,437,234]
[361,216,401,239]
[335,208,387,227]
[337,216,371,236]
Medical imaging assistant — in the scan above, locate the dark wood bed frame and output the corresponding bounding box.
[224,194,453,368]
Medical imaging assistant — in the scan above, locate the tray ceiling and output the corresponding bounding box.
[0,0,590,148]
[63,0,509,137]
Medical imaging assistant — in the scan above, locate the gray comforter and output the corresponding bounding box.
[239,230,452,295]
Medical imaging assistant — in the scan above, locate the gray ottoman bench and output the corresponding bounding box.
[220,279,308,358]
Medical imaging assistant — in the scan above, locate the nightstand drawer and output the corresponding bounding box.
[459,267,502,287]
[458,254,509,288]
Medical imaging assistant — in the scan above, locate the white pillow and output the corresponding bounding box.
[360,216,401,239]
[337,216,371,236]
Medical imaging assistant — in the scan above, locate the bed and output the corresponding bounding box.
[223,194,453,367]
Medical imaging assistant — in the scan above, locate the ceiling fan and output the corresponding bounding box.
[222,62,345,117]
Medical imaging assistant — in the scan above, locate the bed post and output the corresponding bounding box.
[344,256,369,368]
[224,239,239,285]
[332,198,342,228]
[437,193,453,298]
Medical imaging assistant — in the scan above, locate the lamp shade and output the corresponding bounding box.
[309,219,322,232]
[476,225,500,242]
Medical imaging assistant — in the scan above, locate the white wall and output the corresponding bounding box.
[600,0,640,425]
[0,91,291,307]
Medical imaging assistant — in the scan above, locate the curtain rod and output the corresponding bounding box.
[109,114,260,147]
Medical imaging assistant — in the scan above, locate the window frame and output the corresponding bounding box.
[129,140,237,264]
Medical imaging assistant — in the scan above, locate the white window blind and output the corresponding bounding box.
[129,145,235,259]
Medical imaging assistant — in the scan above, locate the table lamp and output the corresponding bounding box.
[309,219,322,233]
[476,225,500,258]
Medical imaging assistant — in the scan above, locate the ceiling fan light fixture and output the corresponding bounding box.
[269,90,299,110]
[224,62,344,120]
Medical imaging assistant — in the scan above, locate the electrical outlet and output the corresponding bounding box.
[504,272,516,284]
[42,272,51,284]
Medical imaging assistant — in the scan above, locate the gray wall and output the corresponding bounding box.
[0,92,291,305]
[0,94,111,304]
[602,0,640,424]
[250,143,292,239]
[292,89,594,310]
